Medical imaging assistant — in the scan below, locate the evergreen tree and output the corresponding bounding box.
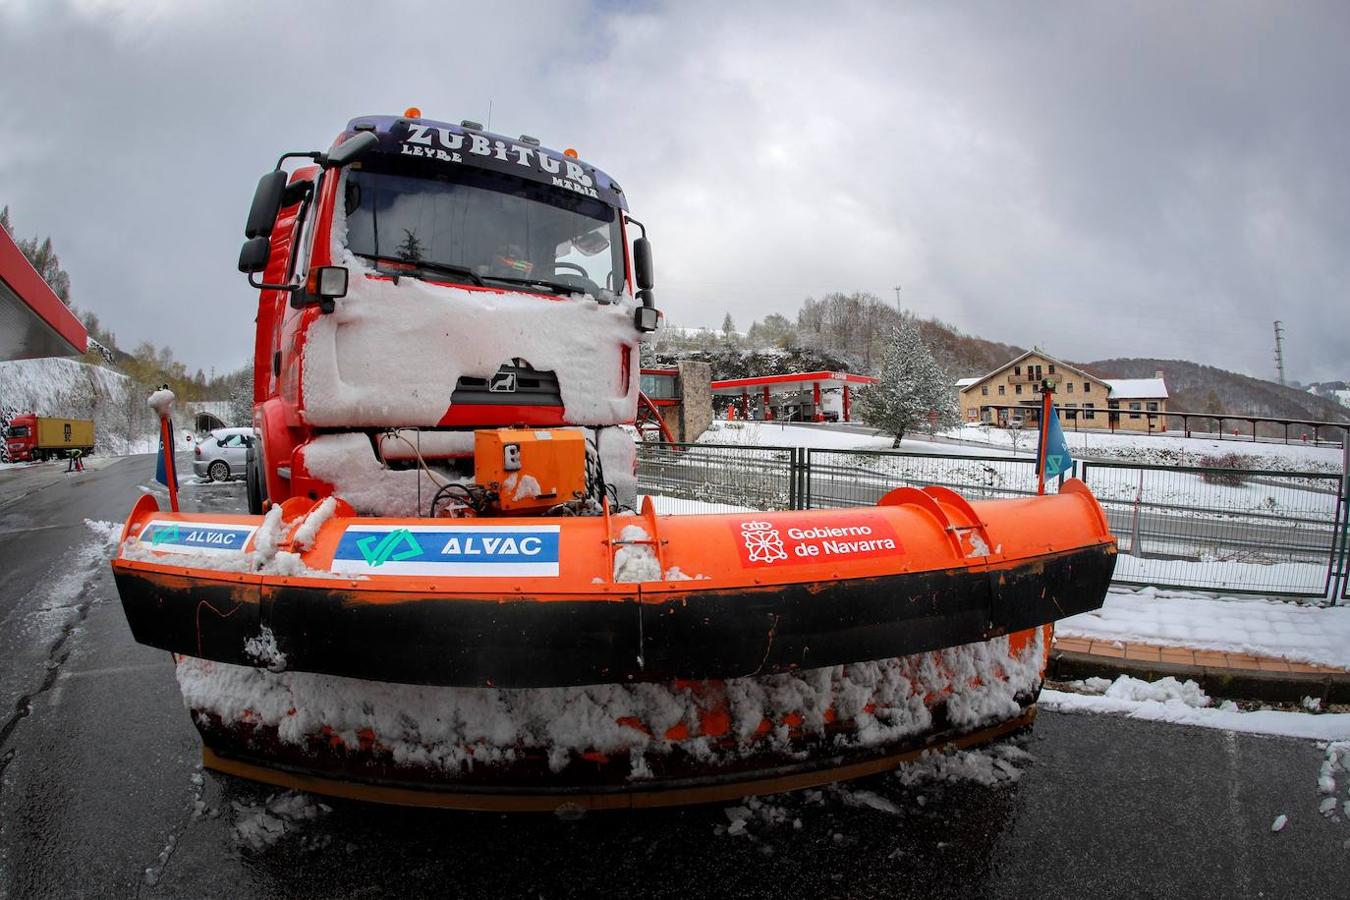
[1,205,73,304]
[851,320,959,446]
[396,228,425,263]
[721,312,736,339]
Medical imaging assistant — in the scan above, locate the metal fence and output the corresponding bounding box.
[1078,460,1340,598]
[636,440,1349,600]
[636,443,798,514]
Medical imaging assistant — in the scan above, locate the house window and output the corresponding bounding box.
[1083,383,1090,393]
[1014,365,1021,376]
[1108,400,1120,409]
[1084,403,1095,420]
[981,385,988,396]
[1048,364,1056,374]
[1129,401,1142,420]
[1066,382,1074,393]
[1015,384,1023,395]
[998,385,1005,396]
[1147,401,1159,412]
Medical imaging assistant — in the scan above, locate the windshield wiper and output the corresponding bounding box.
[365,256,485,287]
[479,274,584,296]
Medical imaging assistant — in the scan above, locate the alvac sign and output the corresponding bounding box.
[330,524,561,577]
[136,520,259,557]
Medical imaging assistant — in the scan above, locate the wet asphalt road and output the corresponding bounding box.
[0,456,1347,898]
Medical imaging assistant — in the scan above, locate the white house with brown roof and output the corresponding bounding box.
[957,351,1168,432]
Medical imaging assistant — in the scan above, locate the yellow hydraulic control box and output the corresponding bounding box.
[474,429,588,513]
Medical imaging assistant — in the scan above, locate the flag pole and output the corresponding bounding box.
[160,416,180,512]
[149,386,180,513]
[1036,380,1053,496]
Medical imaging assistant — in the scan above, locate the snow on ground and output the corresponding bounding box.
[945,423,1344,471]
[1043,675,1350,741]
[1059,586,1350,670]
[0,357,163,457]
[1112,557,1331,598]
[715,741,1035,840]
[230,791,331,851]
[698,420,996,454]
[641,496,752,514]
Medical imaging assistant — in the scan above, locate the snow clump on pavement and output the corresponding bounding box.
[1069,674,1210,708]
[231,791,331,851]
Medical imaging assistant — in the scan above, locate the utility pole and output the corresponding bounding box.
[893,285,902,313]
[1273,320,1287,386]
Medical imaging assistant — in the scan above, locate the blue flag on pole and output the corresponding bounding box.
[1041,408,1073,479]
[153,419,176,486]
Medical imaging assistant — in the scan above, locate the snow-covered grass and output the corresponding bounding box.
[946,422,1344,472]
[641,495,752,515]
[1111,556,1331,598]
[1059,586,1350,669]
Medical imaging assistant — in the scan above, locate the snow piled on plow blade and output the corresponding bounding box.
[175,628,1045,782]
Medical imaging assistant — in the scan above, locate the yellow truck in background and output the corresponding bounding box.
[3,414,95,462]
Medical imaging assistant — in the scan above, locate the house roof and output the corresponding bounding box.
[958,349,1101,394]
[1103,378,1169,400]
[958,350,1168,401]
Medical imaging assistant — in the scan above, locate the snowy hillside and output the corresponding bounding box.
[0,358,159,456]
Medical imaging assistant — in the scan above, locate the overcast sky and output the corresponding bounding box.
[2,0,1347,382]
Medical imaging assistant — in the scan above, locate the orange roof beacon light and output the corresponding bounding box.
[404,107,422,119]
[563,148,579,158]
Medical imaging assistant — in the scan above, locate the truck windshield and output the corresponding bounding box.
[7,425,29,438]
[343,166,626,297]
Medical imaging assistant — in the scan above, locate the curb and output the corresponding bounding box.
[1048,650,1350,705]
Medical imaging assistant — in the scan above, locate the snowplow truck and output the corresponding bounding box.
[108,111,1115,810]
[237,113,658,519]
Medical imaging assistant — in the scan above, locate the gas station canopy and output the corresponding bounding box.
[710,371,878,395]
[0,226,87,361]
[710,371,878,422]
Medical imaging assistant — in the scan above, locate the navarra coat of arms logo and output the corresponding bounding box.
[739,520,787,563]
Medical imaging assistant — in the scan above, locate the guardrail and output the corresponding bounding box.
[636,440,1348,600]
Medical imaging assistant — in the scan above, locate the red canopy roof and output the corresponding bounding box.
[0,227,87,360]
[710,370,876,394]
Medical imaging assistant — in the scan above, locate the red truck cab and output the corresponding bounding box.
[237,113,659,515]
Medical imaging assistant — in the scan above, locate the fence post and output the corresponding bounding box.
[788,447,798,511]
[804,449,813,509]
[1332,444,1350,604]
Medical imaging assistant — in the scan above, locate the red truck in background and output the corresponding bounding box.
[4,414,95,462]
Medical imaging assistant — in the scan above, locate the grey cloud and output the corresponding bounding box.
[1,0,1345,381]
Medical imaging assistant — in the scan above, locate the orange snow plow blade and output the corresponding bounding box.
[111,481,1115,805]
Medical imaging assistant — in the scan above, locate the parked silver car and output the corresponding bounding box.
[193,427,254,482]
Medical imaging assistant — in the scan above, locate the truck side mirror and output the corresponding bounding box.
[238,236,271,274]
[634,305,660,333]
[245,171,288,239]
[633,237,654,291]
[323,131,378,168]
